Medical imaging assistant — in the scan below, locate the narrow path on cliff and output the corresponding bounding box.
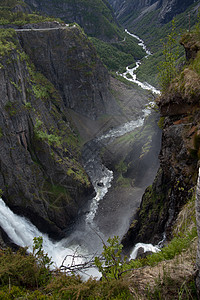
[0,29,161,277]
[14,24,72,32]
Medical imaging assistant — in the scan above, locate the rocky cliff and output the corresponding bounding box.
[17,25,117,120]
[122,30,200,252]
[0,23,117,240]
[108,0,196,24]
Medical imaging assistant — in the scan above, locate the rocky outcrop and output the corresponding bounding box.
[108,0,197,29]
[17,25,117,120]
[108,0,160,20]
[0,24,117,240]
[196,168,200,295]
[159,0,195,24]
[122,31,200,252]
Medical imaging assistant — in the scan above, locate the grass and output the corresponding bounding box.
[0,189,197,299]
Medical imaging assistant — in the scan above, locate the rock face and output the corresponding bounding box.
[196,168,200,295]
[108,0,196,25]
[159,0,195,23]
[122,32,200,251]
[24,0,121,41]
[17,25,116,120]
[0,24,116,239]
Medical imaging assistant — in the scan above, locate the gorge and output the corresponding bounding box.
[0,25,161,275]
[0,0,200,298]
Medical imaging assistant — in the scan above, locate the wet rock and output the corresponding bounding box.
[0,25,119,239]
[136,247,153,259]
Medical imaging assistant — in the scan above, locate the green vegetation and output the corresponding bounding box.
[0,237,52,289]
[126,3,198,52]
[115,160,127,174]
[157,116,165,129]
[34,118,61,147]
[0,0,61,26]
[91,37,133,72]
[90,32,146,72]
[27,66,61,104]
[115,160,130,187]
[4,100,17,116]
[0,28,17,57]
[40,180,72,207]
[94,236,126,281]
[126,3,198,87]
[0,237,132,299]
[0,213,197,299]
[158,19,179,91]
[24,101,32,109]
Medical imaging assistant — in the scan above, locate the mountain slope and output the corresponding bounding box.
[122,26,200,254]
[107,0,200,87]
[108,0,196,25]
[0,19,123,239]
[24,0,121,41]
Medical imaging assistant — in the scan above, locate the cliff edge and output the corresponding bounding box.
[122,30,200,255]
[0,23,117,240]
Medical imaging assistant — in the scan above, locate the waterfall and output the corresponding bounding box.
[130,243,160,260]
[0,198,85,268]
[0,30,161,276]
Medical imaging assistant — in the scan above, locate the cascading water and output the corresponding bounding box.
[0,29,161,275]
[130,243,160,260]
[0,198,83,268]
[119,29,161,95]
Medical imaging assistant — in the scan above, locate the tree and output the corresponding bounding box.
[158,19,179,91]
[94,236,126,280]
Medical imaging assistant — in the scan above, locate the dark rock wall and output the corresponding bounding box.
[159,0,195,23]
[0,24,115,239]
[17,26,116,120]
[108,0,195,25]
[196,168,200,294]
[122,35,199,252]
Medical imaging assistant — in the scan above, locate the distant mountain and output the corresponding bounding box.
[108,0,196,25]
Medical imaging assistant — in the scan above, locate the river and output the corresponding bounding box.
[0,30,161,277]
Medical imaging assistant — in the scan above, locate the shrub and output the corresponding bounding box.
[0,237,52,288]
[158,19,179,90]
[94,236,126,280]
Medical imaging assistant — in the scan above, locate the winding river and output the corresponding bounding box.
[0,30,161,277]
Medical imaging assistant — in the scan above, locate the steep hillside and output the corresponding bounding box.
[0,0,147,74]
[0,21,122,240]
[108,0,200,87]
[108,0,196,27]
[24,0,121,41]
[122,27,200,254]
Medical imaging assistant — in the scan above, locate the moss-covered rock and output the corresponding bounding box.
[0,25,101,239]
